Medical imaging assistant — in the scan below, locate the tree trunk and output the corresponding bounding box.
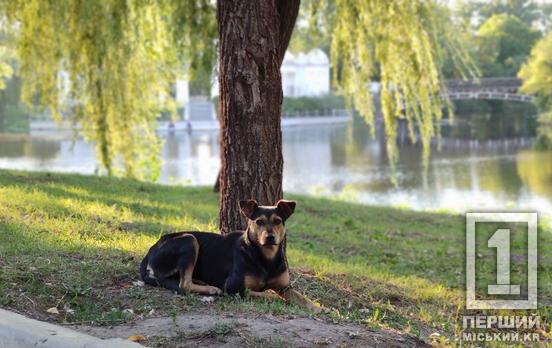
[217,0,299,233]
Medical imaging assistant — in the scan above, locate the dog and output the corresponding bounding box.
[140,199,322,311]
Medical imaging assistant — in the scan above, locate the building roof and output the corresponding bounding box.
[282,48,329,66]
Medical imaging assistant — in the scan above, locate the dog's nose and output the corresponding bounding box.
[266,234,276,244]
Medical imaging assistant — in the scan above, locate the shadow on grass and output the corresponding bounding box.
[0,170,550,342]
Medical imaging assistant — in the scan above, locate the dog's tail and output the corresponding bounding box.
[139,256,158,287]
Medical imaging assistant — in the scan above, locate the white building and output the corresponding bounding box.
[175,79,190,107]
[207,48,330,98]
[281,48,330,97]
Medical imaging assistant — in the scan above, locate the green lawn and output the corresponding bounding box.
[0,170,550,345]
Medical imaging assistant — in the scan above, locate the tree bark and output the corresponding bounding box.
[217,0,299,233]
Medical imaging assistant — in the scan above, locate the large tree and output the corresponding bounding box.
[476,14,541,77]
[519,31,552,143]
[216,0,299,232]
[3,0,472,232]
[458,0,552,30]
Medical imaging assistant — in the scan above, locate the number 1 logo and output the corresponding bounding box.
[487,229,520,295]
[466,213,537,310]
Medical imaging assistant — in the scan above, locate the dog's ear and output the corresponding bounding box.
[239,199,258,219]
[276,200,296,220]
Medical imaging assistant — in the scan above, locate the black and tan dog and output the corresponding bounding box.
[140,199,321,311]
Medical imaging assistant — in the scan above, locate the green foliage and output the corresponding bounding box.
[0,104,27,132]
[282,94,345,114]
[0,53,11,90]
[0,25,14,90]
[519,31,552,144]
[288,26,329,56]
[3,0,215,180]
[0,25,27,131]
[476,14,541,77]
[3,0,471,180]
[458,0,552,30]
[289,0,333,55]
[454,1,549,80]
[519,31,552,106]
[308,1,475,176]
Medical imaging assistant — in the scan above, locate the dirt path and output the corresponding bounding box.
[76,312,429,347]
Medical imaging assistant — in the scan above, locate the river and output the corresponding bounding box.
[1,117,551,217]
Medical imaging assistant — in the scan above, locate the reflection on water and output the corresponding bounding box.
[1,122,551,216]
[517,151,552,199]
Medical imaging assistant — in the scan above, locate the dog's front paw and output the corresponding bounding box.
[207,286,223,295]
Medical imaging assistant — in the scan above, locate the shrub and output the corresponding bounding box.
[282,94,345,114]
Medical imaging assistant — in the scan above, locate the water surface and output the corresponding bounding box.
[1,121,551,216]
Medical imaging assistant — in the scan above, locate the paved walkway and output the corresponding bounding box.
[0,309,142,348]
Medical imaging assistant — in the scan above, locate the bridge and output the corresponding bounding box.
[444,77,532,103]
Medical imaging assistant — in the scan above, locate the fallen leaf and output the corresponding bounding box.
[148,309,155,315]
[63,304,75,315]
[46,307,59,314]
[200,296,215,303]
[128,335,146,342]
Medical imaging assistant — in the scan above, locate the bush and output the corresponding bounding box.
[0,104,29,133]
[211,93,346,116]
[282,94,345,114]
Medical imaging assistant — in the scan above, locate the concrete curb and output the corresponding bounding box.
[0,309,143,348]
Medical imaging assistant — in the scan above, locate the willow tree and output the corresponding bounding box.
[0,51,11,90]
[3,0,471,232]
[519,31,552,142]
[2,0,215,180]
[0,20,13,89]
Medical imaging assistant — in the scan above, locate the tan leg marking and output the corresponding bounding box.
[178,235,222,295]
[249,290,284,301]
[280,288,327,314]
[192,278,209,285]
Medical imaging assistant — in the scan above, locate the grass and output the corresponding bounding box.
[0,169,550,345]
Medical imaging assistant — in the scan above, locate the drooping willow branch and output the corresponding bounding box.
[3,0,215,180]
[311,0,476,178]
[3,0,473,181]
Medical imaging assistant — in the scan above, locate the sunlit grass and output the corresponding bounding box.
[0,169,550,344]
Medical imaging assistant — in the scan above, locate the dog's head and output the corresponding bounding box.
[239,199,296,247]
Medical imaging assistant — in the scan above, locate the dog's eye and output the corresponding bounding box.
[256,220,265,226]
[273,218,282,225]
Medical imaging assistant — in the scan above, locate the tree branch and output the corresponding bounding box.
[277,0,300,65]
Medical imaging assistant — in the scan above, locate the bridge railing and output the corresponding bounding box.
[445,77,522,89]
